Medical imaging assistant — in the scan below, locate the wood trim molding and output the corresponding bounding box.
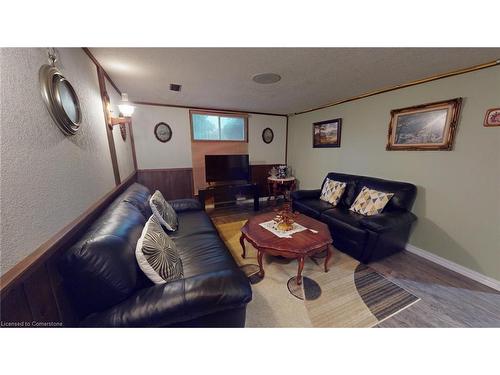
[134,100,287,117]
[293,59,500,116]
[128,121,138,171]
[137,167,193,172]
[97,66,121,185]
[82,48,122,95]
[0,172,137,297]
[285,116,289,164]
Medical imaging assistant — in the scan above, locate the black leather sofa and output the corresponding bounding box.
[59,183,252,327]
[292,172,417,263]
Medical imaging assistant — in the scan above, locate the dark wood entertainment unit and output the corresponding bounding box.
[198,183,260,211]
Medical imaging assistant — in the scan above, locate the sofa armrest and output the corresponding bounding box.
[359,211,417,233]
[291,189,321,201]
[168,198,202,213]
[80,269,252,327]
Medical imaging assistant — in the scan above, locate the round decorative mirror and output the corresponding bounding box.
[262,127,274,144]
[40,63,82,135]
[154,122,172,143]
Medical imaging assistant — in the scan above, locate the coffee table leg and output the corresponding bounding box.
[325,245,333,272]
[297,256,305,285]
[239,234,246,259]
[257,250,265,278]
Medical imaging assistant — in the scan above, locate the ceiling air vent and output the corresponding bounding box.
[170,83,182,92]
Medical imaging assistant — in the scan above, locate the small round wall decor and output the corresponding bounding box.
[39,50,82,136]
[154,122,172,142]
[262,127,274,144]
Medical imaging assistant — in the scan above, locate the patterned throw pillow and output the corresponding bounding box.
[320,179,347,206]
[136,215,183,284]
[349,187,394,216]
[149,190,178,231]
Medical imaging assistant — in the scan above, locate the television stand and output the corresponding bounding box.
[198,182,259,211]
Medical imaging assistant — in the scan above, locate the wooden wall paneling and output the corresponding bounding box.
[46,258,78,326]
[133,100,287,117]
[137,169,194,200]
[129,121,138,171]
[285,115,289,164]
[0,173,137,325]
[23,264,61,323]
[191,142,248,195]
[251,164,280,197]
[0,286,33,325]
[96,65,121,186]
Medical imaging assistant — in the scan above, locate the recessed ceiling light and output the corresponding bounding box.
[252,73,281,84]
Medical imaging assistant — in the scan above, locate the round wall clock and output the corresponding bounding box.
[154,122,172,142]
[39,64,82,136]
[262,127,274,144]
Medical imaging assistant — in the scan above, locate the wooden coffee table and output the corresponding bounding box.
[239,212,333,285]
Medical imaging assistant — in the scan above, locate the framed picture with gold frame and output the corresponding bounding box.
[386,98,462,151]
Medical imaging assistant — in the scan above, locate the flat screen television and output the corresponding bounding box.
[205,154,250,183]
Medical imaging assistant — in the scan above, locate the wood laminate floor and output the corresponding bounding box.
[208,201,500,328]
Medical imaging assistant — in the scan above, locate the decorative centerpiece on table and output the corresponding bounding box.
[273,203,298,232]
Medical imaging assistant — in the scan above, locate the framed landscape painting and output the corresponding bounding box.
[386,98,462,151]
[313,118,342,148]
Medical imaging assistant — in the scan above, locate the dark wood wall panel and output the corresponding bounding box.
[137,168,194,200]
[23,265,61,323]
[0,286,33,325]
[251,164,280,197]
[0,174,137,327]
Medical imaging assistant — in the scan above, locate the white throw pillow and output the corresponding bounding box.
[149,190,178,231]
[136,215,183,284]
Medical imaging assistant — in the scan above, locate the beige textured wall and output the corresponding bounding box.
[0,48,116,276]
[133,104,287,170]
[133,104,193,169]
[287,66,500,280]
[106,77,136,180]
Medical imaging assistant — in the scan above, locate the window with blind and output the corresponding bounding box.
[190,111,247,141]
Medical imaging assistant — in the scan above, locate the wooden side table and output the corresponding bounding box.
[267,176,296,204]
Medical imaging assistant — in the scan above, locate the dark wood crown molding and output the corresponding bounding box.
[292,59,500,116]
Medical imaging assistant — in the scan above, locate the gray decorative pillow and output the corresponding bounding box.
[136,215,183,284]
[149,190,178,231]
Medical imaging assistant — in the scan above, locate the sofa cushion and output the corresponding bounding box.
[136,215,184,284]
[320,208,368,259]
[356,176,416,212]
[122,183,152,218]
[168,210,217,240]
[349,186,394,216]
[150,190,178,231]
[174,232,238,278]
[59,202,146,317]
[322,173,359,208]
[320,179,346,206]
[293,198,335,218]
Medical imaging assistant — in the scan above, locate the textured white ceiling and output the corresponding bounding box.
[90,48,500,114]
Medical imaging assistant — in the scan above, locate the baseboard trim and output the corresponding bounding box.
[405,244,500,292]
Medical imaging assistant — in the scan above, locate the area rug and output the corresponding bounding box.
[215,220,420,327]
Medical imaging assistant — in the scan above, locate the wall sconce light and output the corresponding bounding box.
[108,93,135,127]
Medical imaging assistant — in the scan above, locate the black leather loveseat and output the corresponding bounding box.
[292,172,417,263]
[59,183,252,327]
